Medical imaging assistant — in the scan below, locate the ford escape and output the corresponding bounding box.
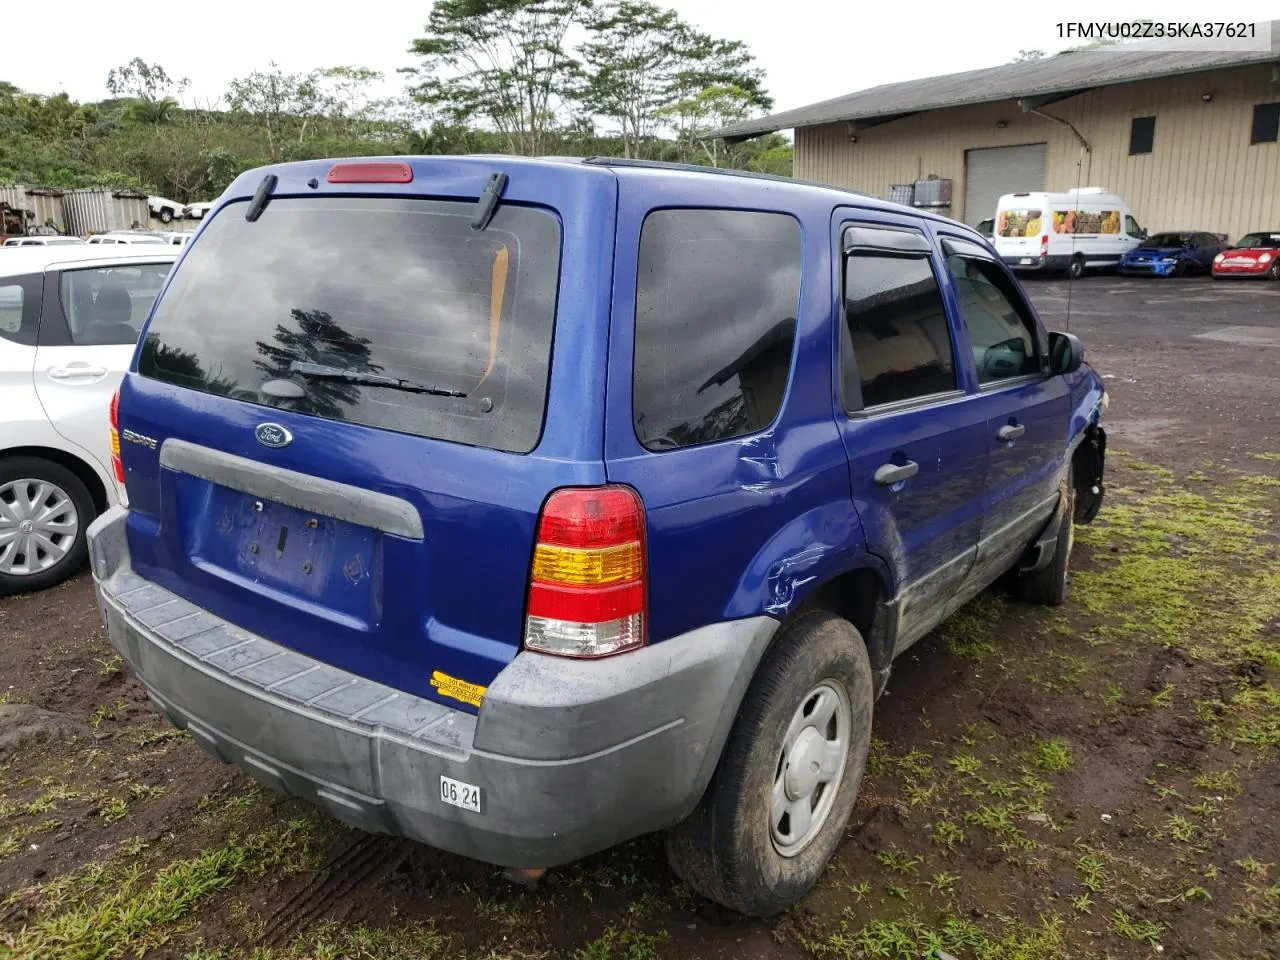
[89,156,1107,916]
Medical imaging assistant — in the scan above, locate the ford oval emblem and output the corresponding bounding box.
[255,423,292,449]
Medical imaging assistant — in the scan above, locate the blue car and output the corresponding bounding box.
[1118,231,1227,276]
[89,156,1107,916]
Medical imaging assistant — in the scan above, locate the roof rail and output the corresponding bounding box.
[580,156,870,198]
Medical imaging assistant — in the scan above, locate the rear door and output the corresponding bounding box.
[994,198,1046,265]
[834,212,988,653]
[33,258,173,484]
[937,233,1068,581]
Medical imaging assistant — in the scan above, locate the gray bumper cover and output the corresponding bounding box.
[88,506,777,867]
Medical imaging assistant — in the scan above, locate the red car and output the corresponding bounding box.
[1212,231,1280,280]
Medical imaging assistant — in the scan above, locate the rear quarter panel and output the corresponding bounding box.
[602,175,888,641]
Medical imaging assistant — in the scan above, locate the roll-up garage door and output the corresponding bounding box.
[963,144,1046,226]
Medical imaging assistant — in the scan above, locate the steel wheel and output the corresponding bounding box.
[0,478,80,576]
[770,679,850,857]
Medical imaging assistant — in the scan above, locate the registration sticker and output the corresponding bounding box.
[430,670,486,708]
[440,775,484,813]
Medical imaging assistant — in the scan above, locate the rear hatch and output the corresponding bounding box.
[117,159,616,710]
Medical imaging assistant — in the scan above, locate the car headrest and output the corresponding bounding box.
[91,282,133,327]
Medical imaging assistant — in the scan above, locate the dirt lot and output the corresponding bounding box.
[2,275,1278,960]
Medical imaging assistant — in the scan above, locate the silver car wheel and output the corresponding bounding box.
[769,679,850,857]
[0,478,80,576]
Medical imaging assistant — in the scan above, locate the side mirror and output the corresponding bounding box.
[1048,331,1084,375]
[1139,228,1147,240]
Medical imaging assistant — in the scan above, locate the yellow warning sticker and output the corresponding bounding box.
[430,670,486,708]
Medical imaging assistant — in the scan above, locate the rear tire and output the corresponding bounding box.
[1016,480,1075,607]
[1066,255,1084,280]
[664,610,874,916]
[0,457,95,596]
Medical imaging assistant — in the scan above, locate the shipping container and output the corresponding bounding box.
[0,185,68,235]
[63,188,151,236]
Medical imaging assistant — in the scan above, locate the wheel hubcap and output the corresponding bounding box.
[0,479,79,576]
[770,680,850,857]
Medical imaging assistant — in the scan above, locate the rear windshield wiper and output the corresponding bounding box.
[288,361,466,398]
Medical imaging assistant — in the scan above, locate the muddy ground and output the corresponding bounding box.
[2,275,1278,960]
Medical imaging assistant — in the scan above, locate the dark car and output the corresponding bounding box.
[1117,231,1227,277]
[89,156,1108,917]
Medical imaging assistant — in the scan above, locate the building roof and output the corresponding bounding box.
[711,20,1280,141]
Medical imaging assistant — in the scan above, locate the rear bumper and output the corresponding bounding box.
[1002,254,1074,273]
[89,506,777,867]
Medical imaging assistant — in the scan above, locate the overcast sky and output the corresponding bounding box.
[6,1,1277,120]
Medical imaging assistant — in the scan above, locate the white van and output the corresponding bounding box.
[994,188,1145,278]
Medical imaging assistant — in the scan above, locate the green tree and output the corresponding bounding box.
[106,58,188,125]
[580,0,688,159]
[226,63,322,161]
[406,0,590,156]
[663,36,772,164]
[663,84,764,167]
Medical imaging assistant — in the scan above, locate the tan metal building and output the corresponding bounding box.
[713,26,1280,241]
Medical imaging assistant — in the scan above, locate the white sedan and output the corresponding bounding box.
[0,245,178,594]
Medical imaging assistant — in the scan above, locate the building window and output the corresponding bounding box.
[1129,116,1155,155]
[1251,102,1280,145]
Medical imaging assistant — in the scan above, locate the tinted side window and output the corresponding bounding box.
[1125,215,1142,237]
[0,275,42,346]
[633,209,801,450]
[948,256,1040,384]
[60,263,172,346]
[843,251,955,409]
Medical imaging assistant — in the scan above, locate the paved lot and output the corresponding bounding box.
[1,275,1278,960]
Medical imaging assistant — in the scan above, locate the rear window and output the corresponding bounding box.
[632,209,801,450]
[139,197,562,453]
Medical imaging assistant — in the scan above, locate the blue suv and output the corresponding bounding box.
[88,156,1107,916]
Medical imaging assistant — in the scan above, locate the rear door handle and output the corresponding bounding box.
[48,364,108,380]
[997,423,1026,442]
[874,460,919,486]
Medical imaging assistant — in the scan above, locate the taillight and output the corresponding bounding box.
[1040,234,1049,258]
[524,486,647,658]
[108,389,125,485]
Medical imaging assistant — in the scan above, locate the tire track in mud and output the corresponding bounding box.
[265,832,407,945]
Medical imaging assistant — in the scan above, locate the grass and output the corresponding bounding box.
[1109,908,1164,947]
[2,821,312,960]
[1028,738,1073,772]
[874,849,922,875]
[807,913,1065,960]
[572,925,668,960]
